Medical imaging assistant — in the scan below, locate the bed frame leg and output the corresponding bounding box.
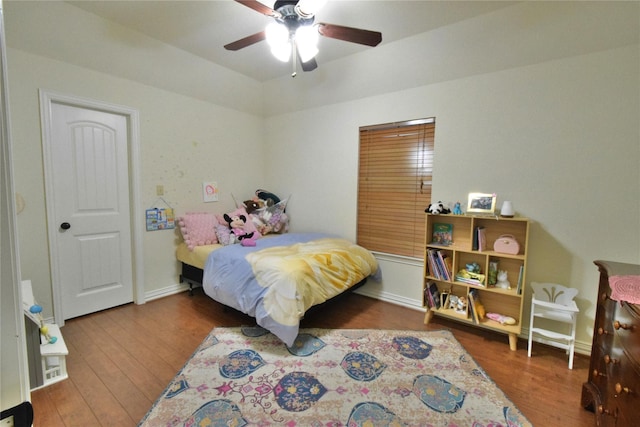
[180,274,196,296]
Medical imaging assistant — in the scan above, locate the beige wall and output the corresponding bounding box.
[263,44,640,353]
[7,49,265,317]
[3,0,639,358]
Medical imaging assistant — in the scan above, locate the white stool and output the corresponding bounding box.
[527,282,579,369]
[22,279,69,388]
[39,323,68,387]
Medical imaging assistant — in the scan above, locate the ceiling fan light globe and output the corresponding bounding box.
[297,43,318,62]
[271,42,291,62]
[266,22,289,47]
[296,25,319,62]
[296,25,319,45]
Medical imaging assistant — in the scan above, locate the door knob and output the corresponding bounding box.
[60,222,71,230]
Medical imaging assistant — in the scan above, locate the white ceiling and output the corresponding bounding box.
[66,0,515,82]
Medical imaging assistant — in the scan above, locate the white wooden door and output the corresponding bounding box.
[49,102,133,319]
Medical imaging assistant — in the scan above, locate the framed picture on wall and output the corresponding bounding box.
[467,193,497,214]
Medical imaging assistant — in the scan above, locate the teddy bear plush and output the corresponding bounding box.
[425,201,451,214]
[255,189,281,207]
[243,199,262,214]
[223,213,257,246]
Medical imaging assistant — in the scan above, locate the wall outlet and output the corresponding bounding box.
[156,185,164,196]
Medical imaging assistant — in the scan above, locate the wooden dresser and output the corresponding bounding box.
[581,260,640,427]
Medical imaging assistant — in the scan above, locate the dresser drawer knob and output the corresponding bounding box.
[613,320,635,331]
[597,405,617,417]
[597,327,611,336]
[592,369,606,379]
[604,355,619,364]
[615,383,633,395]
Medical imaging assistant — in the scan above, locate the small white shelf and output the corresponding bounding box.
[36,324,68,389]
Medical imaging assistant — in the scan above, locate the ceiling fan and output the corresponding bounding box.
[224,0,382,76]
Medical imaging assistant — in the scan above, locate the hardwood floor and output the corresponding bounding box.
[30,290,596,426]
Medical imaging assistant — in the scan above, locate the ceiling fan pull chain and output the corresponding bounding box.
[291,43,297,78]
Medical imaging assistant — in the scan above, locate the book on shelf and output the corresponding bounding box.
[455,269,486,287]
[427,282,441,309]
[472,227,479,250]
[426,249,439,279]
[468,289,479,323]
[516,265,524,294]
[425,252,433,277]
[443,254,454,280]
[427,249,452,281]
[432,223,453,246]
[477,226,487,252]
[425,283,434,307]
[436,251,452,281]
[431,250,445,279]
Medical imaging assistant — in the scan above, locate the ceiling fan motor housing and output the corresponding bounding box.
[274,0,314,32]
[225,0,382,73]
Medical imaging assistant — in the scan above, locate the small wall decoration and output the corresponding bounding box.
[146,197,175,231]
[203,181,219,203]
[467,192,497,215]
[146,208,175,231]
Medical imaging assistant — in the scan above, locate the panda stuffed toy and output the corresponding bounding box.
[425,201,451,215]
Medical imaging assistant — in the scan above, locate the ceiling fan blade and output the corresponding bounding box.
[317,23,382,47]
[224,31,266,51]
[300,56,318,72]
[235,0,282,19]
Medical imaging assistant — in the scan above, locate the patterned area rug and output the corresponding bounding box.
[139,327,531,426]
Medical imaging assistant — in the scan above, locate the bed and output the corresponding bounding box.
[177,232,379,346]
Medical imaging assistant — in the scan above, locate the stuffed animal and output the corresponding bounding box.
[452,202,463,215]
[243,199,261,214]
[466,262,481,273]
[255,189,281,207]
[474,299,486,320]
[223,213,257,246]
[496,270,511,289]
[486,312,516,325]
[426,201,451,215]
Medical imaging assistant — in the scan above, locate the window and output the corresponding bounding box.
[357,118,435,258]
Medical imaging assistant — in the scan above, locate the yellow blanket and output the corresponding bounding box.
[246,238,378,326]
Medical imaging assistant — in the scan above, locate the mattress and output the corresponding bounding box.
[176,242,221,270]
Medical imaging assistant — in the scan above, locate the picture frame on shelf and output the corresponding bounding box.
[441,291,449,309]
[467,192,497,215]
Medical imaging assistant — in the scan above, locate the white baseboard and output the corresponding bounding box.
[145,283,190,302]
[354,287,592,355]
[148,283,592,355]
[354,287,423,311]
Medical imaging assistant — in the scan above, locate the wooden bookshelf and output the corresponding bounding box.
[423,213,530,350]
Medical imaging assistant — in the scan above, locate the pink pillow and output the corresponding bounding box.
[216,207,261,238]
[178,213,218,250]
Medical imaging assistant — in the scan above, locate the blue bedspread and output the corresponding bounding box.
[202,233,379,346]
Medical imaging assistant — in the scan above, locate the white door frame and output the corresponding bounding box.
[1,0,30,404]
[39,89,145,325]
